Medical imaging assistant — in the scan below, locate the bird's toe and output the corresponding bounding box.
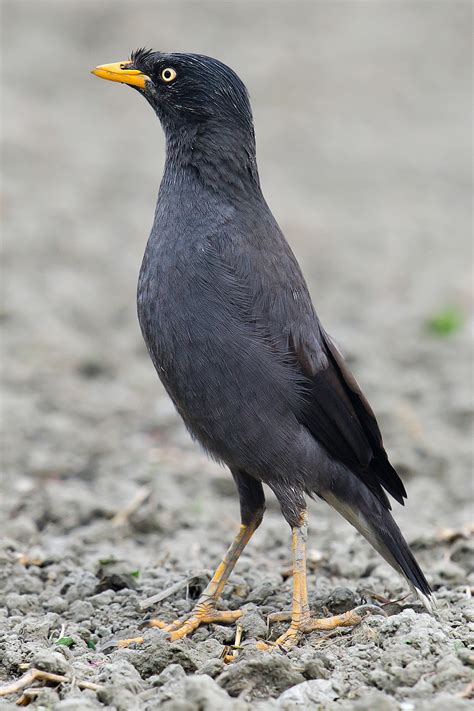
[150,606,242,641]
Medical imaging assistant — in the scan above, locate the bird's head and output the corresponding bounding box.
[92,49,260,192]
[92,49,253,138]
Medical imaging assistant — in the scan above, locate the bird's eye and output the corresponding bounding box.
[161,67,177,83]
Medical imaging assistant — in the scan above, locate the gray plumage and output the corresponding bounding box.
[130,50,434,609]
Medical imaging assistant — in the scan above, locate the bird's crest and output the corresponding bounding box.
[130,47,155,66]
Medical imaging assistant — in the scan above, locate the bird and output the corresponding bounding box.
[91,49,434,649]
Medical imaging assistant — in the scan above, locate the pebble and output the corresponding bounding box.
[68,599,95,622]
[32,649,71,675]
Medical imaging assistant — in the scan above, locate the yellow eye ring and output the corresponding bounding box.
[161,67,177,83]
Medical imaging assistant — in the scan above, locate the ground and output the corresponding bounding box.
[1,1,472,709]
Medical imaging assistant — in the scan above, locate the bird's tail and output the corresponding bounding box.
[320,477,435,613]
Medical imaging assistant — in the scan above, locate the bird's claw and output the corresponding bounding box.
[150,603,242,641]
[258,604,385,652]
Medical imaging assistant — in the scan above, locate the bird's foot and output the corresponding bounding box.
[257,604,384,651]
[150,600,242,641]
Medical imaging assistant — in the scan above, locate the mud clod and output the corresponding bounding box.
[217,656,306,699]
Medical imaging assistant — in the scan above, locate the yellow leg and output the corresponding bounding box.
[150,513,261,641]
[270,511,311,648]
[258,512,383,651]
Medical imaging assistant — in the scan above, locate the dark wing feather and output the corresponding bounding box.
[293,326,407,509]
[213,223,406,509]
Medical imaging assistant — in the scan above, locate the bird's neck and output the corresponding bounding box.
[161,121,261,200]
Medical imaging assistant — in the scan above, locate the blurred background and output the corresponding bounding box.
[0,0,472,693]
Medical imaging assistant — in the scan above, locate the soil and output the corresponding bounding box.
[1,1,472,709]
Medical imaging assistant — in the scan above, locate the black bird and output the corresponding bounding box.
[92,50,434,648]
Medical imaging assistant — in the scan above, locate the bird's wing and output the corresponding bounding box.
[214,228,406,509]
[292,324,406,508]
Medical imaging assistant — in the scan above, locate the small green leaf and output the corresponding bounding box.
[130,570,140,578]
[56,636,75,647]
[427,307,463,336]
[87,639,96,650]
[191,499,203,514]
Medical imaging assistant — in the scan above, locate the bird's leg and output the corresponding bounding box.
[258,510,383,651]
[265,510,311,649]
[150,510,262,640]
[151,470,265,641]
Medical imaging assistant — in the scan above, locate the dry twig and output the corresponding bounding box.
[111,486,152,527]
[138,576,195,610]
[0,668,101,704]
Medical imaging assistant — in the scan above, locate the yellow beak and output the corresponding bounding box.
[91,61,150,89]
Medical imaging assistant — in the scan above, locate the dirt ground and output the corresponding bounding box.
[1,1,473,709]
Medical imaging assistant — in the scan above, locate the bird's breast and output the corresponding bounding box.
[136,223,230,390]
[135,198,307,471]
